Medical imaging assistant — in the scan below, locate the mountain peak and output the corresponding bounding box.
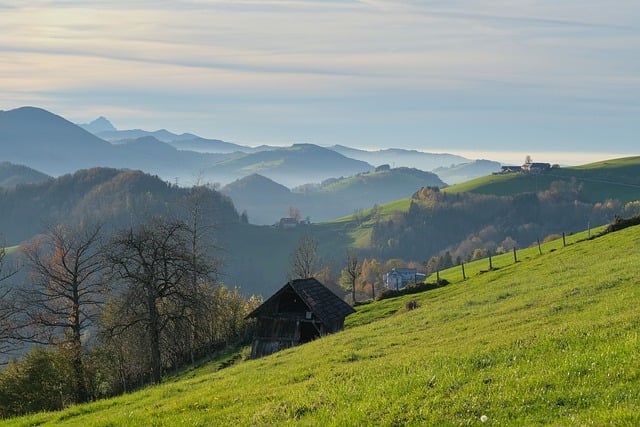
[79,116,117,133]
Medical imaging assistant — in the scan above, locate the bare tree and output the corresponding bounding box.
[180,185,222,364]
[0,243,20,361]
[288,206,302,222]
[20,223,107,402]
[341,250,362,305]
[105,216,208,384]
[288,235,319,280]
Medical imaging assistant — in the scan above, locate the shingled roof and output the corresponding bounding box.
[248,277,355,324]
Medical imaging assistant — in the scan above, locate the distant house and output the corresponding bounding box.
[501,165,522,173]
[278,217,299,229]
[383,268,426,290]
[246,278,356,359]
[522,162,551,173]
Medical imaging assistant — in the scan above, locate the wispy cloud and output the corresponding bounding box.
[1,0,639,153]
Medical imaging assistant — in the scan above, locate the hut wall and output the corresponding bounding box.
[251,316,301,359]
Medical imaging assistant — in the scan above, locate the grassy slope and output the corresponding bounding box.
[443,156,640,203]
[8,225,640,426]
[327,198,412,249]
[316,156,640,265]
[317,168,442,194]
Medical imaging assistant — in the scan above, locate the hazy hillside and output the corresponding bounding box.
[0,162,50,188]
[80,116,258,153]
[433,159,501,184]
[328,145,470,170]
[11,224,640,425]
[210,143,374,188]
[165,137,255,154]
[222,167,445,225]
[111,136,236,182]
[1,107,242,186]
[0,107,116,176]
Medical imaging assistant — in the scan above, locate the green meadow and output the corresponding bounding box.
[5,225,640,426]
[443,156,640,203]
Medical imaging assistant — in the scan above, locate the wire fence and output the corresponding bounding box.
[425,226,606,285]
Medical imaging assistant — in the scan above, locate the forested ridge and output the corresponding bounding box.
[0,167,240,245]
[367,183,636,263]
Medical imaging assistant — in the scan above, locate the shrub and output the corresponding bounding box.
[0,347,75,417]
[375,280,449,301]
[405,299,419,311]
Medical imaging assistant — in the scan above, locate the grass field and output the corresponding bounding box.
[443,156,640,203]
[5,224,640,426]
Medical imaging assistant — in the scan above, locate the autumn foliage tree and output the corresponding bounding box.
[0,242,20,361]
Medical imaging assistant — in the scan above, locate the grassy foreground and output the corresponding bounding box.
[6,226,640,426]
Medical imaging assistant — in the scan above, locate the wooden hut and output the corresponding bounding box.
[247,278,356,359]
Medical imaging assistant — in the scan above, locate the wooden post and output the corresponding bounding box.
[537,238,542,255]
[513,247,518,263]
[489,255,493,270]
[461,262,466,280]
[436,269,440,283]
[562,232,566,247]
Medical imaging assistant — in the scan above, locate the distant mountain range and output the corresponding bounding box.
[0,107,373,187]
[329,145,470,171]
[0,106,503,225]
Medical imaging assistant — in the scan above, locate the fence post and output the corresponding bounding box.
[436,269,440,283]
[537,238,542,255]
[562,232,566,247]
[489,255,493,270]
[513,247,518,263]
[461,262,466,280]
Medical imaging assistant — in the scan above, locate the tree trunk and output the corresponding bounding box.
[147,292,163,384]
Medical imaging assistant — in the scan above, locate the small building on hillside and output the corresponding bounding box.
[383,268,426,290]
[246,278,356,359]
[522,162,551,173]
[500,165,522,174]
[278,217,299,229]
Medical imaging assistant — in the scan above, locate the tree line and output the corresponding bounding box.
[368,183,640,265]
[0,187,260,418]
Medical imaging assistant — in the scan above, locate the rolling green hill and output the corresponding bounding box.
[316,167,444,194]
[8,223,640,425]
[443,156,640,203]
[222,167,444,225]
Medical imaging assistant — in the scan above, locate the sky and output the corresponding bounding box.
[1,0,639,165]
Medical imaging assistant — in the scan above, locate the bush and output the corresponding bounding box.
[601,214,640,235]
[405,299,419,311]
[376,280,449,301]
[0,347,75,417]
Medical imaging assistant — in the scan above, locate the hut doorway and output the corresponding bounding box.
[299,321,320,343]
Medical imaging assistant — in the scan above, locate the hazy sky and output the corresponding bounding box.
[2,1,639,164]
